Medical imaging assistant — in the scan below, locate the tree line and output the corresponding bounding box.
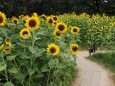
[0,0,115,17]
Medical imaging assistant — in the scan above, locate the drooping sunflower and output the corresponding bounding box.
[70,26,80,35]
[25,16,40,30]
[12,17,18,24]
[56,22,67,33]
[47,43,60,56]
[70,44,78,55]
[0,12,7,26]
[47,17,54,24]
[53,30,61,38]
[20,28,31,39]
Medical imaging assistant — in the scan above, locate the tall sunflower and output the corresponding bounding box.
[47,43,60,56]
[20,28,31,39]
[53,30,61,38]
[12,17,18,24]
[0,12,7,26]
[70,26,80,35]
[25,16,40,30]
[70,44,78,55]
[56,22,67,33]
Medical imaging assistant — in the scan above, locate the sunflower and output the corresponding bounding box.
[41,14,47,21]
[99,27,104,31]
[56,22,67,33]
[5,40,12,47]
[0,44,4,50]
[20,28,31,39]
[47,43,60,56]
[25,16,40,30]
[32,12,38,17]
[52,16,58,21]
[3,48,12,54]
[53,30,61,38]
[3,40,12,54]
[70,44,78,55]
[12,17,18,24]
[70,26,80,34]
[0,12,7,26]
[47,17,54,24]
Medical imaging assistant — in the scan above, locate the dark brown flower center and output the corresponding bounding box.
[22,31,28,35]
[13,20,17,24]
[29,19,36,27]
[41,16,46,20]
[50,47,56,53]
[56,31,61,36]
[5,48,10,51]
[53,17,57,21]
[73,28,77,32]
[72,46,78,51]
[58,24,65,31]
[48,19,53,24]
[0,15,3,23]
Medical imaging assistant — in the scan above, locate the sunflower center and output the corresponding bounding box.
[13,20,17,24]
[41,16,46,20]
[73,28,77,32]
[72,46,78,51]
[29,19,36,27]
[0,15,3,23]
[58,25,65,31]
[50,47,56,53]
[56,31,61,36]
[49,19,53,24]
[22,31,28,36]
[53,17,57,21]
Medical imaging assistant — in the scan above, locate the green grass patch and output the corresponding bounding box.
[88,52,115,72]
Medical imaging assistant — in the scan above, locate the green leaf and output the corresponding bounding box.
[0,62,7,71]
[4,82,14,86]
[29,46,36,54]
[28,68,35,75]
[41,65,49,72]
[6,55,16,61]
[14,73,25,80]
[8,66,18,74]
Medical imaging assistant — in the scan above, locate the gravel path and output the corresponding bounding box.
[72,51,114,86]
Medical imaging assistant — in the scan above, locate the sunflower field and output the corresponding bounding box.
[0,11,115,86]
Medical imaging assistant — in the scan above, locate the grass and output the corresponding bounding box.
[88,52,115,72]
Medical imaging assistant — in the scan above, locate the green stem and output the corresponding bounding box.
[47,70,51,86]
[3,58,8,81]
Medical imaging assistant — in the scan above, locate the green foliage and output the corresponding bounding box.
[88,52,115,72]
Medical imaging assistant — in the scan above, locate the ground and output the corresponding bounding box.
[72,51,114,86]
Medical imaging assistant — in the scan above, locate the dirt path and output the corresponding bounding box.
[72,51,114,86]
